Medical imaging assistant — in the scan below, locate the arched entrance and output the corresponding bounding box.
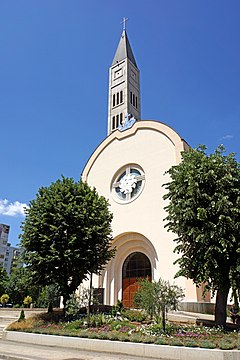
[122,252,151,308]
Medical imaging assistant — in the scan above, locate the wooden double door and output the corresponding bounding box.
[122,252,151,308]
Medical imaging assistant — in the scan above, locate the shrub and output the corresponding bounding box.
[88,313,109,327]
[199,340,216,349]
[18,309,25,322]
[184,340,199,347]
[123,309,147,322]
[169,338,184,346]
[129,334,143,343]
[134,278,184,331]
[0,294,9,306]
[219,341,235,350]
[65,293,82,319]
[97,331,110,340]
[23,296,32,308]
[87,331,98,339]
[155,338,169,345]
[142,335,155,344]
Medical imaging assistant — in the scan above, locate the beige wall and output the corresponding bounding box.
[82,120,197,304]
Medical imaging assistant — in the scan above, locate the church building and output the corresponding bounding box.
[82,26,207,307]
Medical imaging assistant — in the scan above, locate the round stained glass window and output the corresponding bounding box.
[112,165,145,203]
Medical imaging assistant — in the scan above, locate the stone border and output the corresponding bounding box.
[3,330,240,360]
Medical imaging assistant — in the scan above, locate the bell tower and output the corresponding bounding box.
[108,19,141,135]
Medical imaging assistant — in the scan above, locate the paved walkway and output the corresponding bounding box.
[0,339,164,360]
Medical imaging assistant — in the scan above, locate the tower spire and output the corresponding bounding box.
[107,22,141,135]
[111,26,137,68]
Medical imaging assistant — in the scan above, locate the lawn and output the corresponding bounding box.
[7,309,240,350]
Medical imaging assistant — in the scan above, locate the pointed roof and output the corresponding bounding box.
[112,30,138,68]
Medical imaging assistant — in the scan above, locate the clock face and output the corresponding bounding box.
[114,68,123,79]
[131,70,136,80]
[112,165,145,203]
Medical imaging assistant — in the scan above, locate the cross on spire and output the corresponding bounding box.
[121,17,128,31]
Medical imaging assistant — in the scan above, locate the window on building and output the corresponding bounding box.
[133,94,135,107]
[113,94,116,107]
[116,114,119,128]
[130,91,133,105]
[120,90,123,103]
[112,116,115,130]
[136,96,138,109]
[112,165,145,203]
[120,113,123,125]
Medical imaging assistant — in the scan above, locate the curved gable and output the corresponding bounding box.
[82,120,188,181]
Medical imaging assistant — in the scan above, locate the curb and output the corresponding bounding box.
[3,330,240,360]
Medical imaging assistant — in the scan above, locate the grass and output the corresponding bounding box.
[6,310,240,350]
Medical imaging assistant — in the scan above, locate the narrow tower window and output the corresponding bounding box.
[130,91,133,105]
[120,91,123,103]
[133,94,135,107]
[117,92,119,105]
[120,113,123,125]
[113,94,116,107]
[116,114,119,128]
[112,116,115,130]
[136,96,138,109]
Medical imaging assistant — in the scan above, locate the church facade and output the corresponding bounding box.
[82,29,206,307]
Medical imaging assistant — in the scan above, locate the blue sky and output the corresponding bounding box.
[1,0,239,246]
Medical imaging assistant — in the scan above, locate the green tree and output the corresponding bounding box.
[37,284,60,309]
[5,267,35,305]
[163,145,240,327]
[0,265,8,295]
[134,278,184,331]
[20,177,114,308]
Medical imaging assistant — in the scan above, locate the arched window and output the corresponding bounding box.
[123,252,151,279]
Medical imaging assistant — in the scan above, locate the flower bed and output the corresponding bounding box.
[7,310,240,350]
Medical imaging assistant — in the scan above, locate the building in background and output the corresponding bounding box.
[0,224,9,268]
[0,224,23,275]
[4,244,23,275]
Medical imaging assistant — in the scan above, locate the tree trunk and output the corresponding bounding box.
[87,273,93,327]
[215,285,230,327]
[162,307,166,332]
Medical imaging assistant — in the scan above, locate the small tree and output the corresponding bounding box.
[18,309,25,322]
[0,265,8,295]
[20,177,115,309]
[134,278,184,331]
[0,294,9,307]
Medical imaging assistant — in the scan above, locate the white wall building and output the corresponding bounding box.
[82,28,208,307]
[4,244,23,275]
[0,224,9,268]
